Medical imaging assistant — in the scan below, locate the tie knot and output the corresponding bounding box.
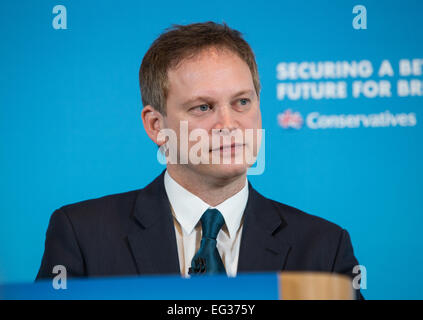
[200,208,225,240]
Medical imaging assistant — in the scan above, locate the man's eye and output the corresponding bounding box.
[239,98,250,106]
[197,104,210,112]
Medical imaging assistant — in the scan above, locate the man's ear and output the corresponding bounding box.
[141,105,165,146]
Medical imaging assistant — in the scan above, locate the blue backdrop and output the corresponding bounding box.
[0,0,422,299]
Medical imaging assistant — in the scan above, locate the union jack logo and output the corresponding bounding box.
[277,109,303,129]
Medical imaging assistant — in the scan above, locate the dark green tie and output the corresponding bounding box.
[189,208,226,275]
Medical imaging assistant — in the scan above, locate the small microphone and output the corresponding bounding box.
[188,257,207,274]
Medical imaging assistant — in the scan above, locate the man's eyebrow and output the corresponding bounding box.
[181,96,214,107]
[231,89,255,99]
[181,90,256,107]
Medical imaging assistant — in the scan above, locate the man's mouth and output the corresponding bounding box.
[210,143,245,152]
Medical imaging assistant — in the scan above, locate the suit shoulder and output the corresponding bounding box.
[267,198,344,233]
[53,172,165,227]
[57,188,141,222]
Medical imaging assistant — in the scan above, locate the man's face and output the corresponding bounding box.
[163,48,262,180]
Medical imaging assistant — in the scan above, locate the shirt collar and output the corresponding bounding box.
[164,170,248,239]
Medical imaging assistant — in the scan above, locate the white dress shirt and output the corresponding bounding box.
[164,170,248,277]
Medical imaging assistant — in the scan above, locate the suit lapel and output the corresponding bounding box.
[237,183,292,273]
[127,171,180,275]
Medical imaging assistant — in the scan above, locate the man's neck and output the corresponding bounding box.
[166,166,247,207]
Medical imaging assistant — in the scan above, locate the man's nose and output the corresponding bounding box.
[214,105,238,132]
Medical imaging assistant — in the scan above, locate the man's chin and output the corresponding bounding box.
[192,163,249,181]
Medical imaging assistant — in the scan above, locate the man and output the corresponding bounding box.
[37,22,363,299]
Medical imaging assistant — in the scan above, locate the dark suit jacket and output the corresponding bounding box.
[36,170,363,299]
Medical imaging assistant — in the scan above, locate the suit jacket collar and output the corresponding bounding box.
[237,183,292,273]
[127,170,291,275]
[127,170,180,275]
